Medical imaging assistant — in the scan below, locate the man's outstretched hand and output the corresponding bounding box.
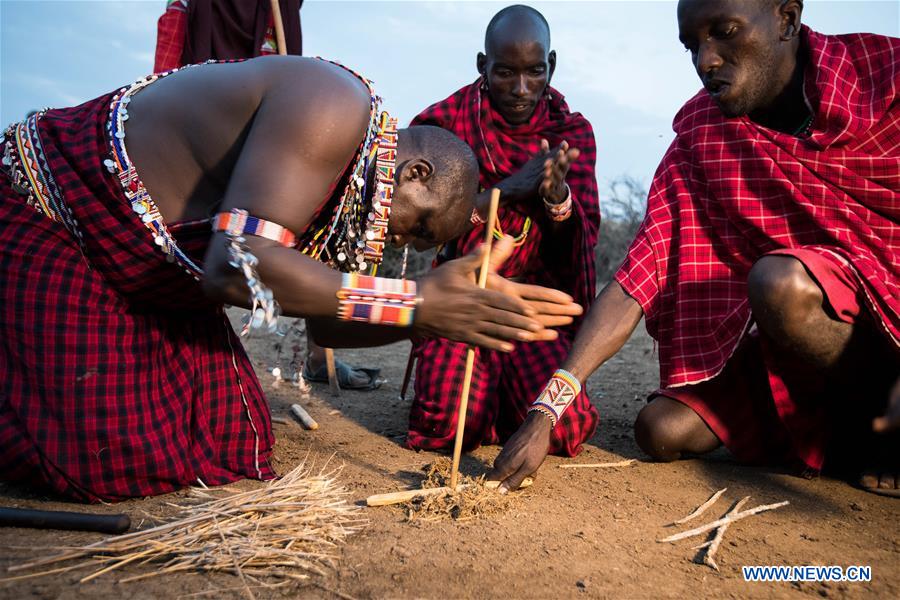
[539,139,580,205]
[415,236,582,351]
[485,235,583,338]
[487,411,553,493]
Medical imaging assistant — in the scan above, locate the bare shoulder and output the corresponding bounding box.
[254,56,373,162]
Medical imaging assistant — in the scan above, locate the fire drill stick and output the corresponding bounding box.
[449,188,500,489]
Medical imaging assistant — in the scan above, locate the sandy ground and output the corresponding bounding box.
[1,315,898,599]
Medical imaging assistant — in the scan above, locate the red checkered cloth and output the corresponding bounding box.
[407,337,598,457]
[0,93,275,502]
[406,81,601,456]
[616,27,900,470]
[154,1,189,73]
[154,0,301,74]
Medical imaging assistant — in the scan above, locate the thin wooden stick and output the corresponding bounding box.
[366,477,533,507]
[669,487,727,526]
[702,496,750,571]
[449,188,501,489]
[398,347,416,401]
[659,501,789,543]
[325,349,340,397]
[559,459,636,469]
[291,403,319,430]
[269,0,287,56]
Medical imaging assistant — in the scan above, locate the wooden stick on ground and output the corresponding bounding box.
[659,500,790,543]
[290,404,319,430]
[269,0,287,56]
[668,487,727,526]
[701,496,750,571]
[559,459,636,469]
[366,477,533,507]
[449,189,501,490]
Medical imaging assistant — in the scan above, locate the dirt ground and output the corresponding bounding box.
[1,316,898,599]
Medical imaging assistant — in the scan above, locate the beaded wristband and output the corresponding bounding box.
[213,208,297,247]
[528,369,581,427]
[543,184,573,222]
[336,273,419,327]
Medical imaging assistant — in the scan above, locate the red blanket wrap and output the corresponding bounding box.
[615,28,900,471]
[407,81,601,456]
[0,93,276,502]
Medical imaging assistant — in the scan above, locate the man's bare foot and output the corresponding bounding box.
[860,376,900,497]
[859,466,900,497]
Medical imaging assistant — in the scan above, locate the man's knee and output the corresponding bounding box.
[634,398,689,462]
[747,255,823,334]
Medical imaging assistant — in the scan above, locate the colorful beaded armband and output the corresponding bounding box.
[528,368,581,427]
[336,273,419,327]
[213,208,297,247]
[543,184,573,222]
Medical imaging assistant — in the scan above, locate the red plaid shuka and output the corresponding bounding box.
[0,94,275,502]
[407,81,601,456]
[616,27,900,470]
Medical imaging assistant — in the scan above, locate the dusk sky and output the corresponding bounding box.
[2,0,898,193]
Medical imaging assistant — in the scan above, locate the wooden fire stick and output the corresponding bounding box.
[449,189,501,489]
[269,0,288,56]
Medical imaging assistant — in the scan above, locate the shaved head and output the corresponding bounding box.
[389,126,479,249]
[485,4,550,52]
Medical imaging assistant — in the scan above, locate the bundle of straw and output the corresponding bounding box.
[4,460,366,592]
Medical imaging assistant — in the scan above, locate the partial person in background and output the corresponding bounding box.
[155,0,302,73]
[154,0,382,390]
[408,5,602,458]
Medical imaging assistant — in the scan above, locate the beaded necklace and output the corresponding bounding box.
[105,67,205,280]
[791,112,814,137]
[294,60,396,274]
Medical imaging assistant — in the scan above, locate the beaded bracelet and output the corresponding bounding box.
[213,208,297,246]
[213,208,298,335]
[543,184,573,222]
[336,272,419,327]
[528,368,581,427]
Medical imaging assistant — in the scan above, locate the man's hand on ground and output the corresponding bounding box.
[872,376,900,433]
[487,411,553,492]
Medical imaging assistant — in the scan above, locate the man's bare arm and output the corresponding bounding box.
[560,280,644,380]
[486,280,644,490]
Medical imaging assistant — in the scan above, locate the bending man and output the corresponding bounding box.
[0,56,580,502]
